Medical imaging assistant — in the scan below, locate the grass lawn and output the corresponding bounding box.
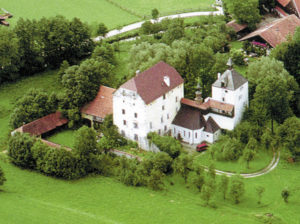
[2,0,214,30]
[195,149,274,173]
[46,129,77,148]
[1,0,140,29]
[1,154,300,224]
[114,0,215,18]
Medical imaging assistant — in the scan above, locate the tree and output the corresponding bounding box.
[0,27,21,83]
[253,76,293,133]
[224,0,261,30]
[229,175,245,204]
[9,89,59,129]
[230,49,245,65]
[201,179,215,206]
[208,163,216,179]
[97,23,108,37]
[0,166,6,187]
[92,43,116,65]
[256,186,265,204]
[151,8,159,20]
[147,132,182,159]
[14,18,44,75]
[242,138,257,168]
[191,173,205,192]
[277,117,300,157]
[57,60,70,80]
[162,18,185,44]
[8,132,35,169]
[281,189,290,203]
[219,175,229,200]
[74,126,98,157]
[62,58,114,109]
[172,154,193,183]
[148,169,165,190]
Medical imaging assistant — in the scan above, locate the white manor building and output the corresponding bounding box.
[113,60,248,150]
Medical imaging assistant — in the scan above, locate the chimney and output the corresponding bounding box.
[227,58,233,70]
[218,72,221,79]
[164,76,170,87]
[135,70,140,76]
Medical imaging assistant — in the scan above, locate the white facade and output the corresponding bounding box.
[207,81,248,130]
[113,84,184,150]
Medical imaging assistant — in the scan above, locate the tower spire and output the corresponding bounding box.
[227,58,233,70]
[195,81,203,105]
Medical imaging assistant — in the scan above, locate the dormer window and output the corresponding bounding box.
[163,94,166,100]
[221,82,225,88]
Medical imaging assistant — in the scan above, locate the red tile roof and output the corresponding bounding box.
[119,61,184,104]
[81,85,115,118]
[275,6,289,17]
[277,0,291,7]
[181,98,234,113]
[240,15,300,47]
[292,0,300,15]
[226,20,248,33]
[18,111,68,136]
[204,116,221,133]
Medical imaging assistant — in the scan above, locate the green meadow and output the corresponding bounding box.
[1,155,300,224]
[1,0,214,29]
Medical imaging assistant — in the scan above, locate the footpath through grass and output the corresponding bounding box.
[1,155,300,224]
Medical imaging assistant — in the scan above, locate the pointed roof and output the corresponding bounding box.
[226,20,248,33]
[119,61,184,104]
[277,0,291,7]
[213,69,247,90]
[204,117,221,133]
[226,58,233,67]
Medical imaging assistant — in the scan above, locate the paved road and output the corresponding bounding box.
[94,6,224,41]
[211,151,280,178]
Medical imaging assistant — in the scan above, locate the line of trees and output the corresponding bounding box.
[0,16,94,84]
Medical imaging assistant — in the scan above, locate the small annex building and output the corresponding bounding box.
[239,14,300,47]
[12,111,68,137]
[276,0,300,17]
[81,85,115,127]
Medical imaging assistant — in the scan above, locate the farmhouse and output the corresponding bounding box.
[276,0,300,17]
[113,60,248,149]
[239,14,300,47]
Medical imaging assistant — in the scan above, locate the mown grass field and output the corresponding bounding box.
[46,129,76,148]
[1,0,214,29]
[1,154,300,224]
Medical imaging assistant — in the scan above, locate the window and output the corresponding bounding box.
[161,116,163,123]
[239,95,242,101]
[121,130,125,137]
[163,94,166,100]
[122,109,125,114]
[167,114,169,119]
[240,86,244,91]
[207,135,209,137]
[162,105,165,110]
[134,134,138,141]
[158,129,161,135]
[189,132,190,138]
[176,96,178,102]
[222,97,225,102]
[134,122,138,129]
[134,113,138,118]
[184,131,185,137]
[225,90,228,93]
[195,132,197,138]
[164,125,167,131]
[123,120,127,125]
[150,122,152,129]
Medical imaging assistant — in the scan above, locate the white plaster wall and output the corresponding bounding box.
[113,83,184,150]
[171,124,204,144]
[233,82,248,126]
[211,87,236,105]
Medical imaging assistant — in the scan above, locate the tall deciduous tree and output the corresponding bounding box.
[0,27,21,83]
[224,0,261,30]
[253,76,293,133]
[219,175,229,200]
[151,8,159,20]
[172,154,193,183]
[229,175,245,204]
[97,23,108,37]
